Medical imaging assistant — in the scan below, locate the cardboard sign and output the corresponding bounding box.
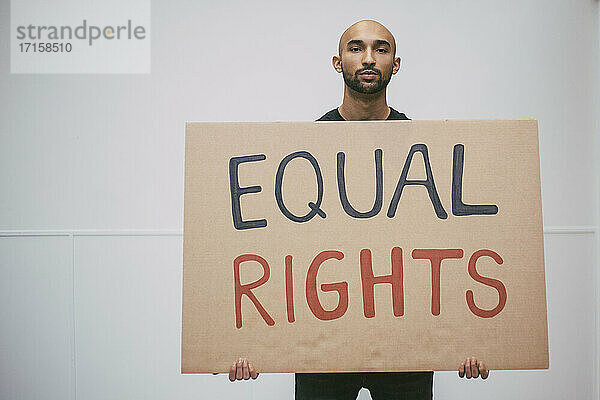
[182,120,548,373]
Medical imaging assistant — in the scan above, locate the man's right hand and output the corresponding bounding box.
[228,358,259,381]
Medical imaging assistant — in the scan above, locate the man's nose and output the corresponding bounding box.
[362,48,376,65]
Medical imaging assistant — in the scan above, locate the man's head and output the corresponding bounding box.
[333,20,400,95]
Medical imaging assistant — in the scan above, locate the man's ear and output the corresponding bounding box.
[392,57,401,75]
[332,55,343,73]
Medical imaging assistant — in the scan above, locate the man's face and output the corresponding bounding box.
[335,22,400,95]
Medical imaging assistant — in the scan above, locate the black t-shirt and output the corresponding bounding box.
[316,107,410,121]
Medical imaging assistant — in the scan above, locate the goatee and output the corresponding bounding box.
[342,65,392,94]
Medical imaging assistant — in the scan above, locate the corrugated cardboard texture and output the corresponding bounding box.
[182,120,548,373]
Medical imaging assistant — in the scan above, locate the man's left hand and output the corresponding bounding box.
[458,357,489,379]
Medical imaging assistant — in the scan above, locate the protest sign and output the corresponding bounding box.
[182,120,548,373]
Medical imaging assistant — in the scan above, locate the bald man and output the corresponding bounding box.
[228,20,489,399]
[317,19,406,122]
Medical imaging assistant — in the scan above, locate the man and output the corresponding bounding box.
[227,20,489,399]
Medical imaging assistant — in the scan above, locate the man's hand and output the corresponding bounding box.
[228,358,259,381]
[458,357,489,379]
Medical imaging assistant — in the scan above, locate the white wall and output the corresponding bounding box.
[1,0,598,399]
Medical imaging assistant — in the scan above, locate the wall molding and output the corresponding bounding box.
[0,226,597,237]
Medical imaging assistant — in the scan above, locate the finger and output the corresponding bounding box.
[236,358,243,380]
[465,358,472,379]
[242,358,250,380]
[471,357,479,378]
[249,363,259,379]
[479,361,489,379]
[458,362,465,378]
[228,363,236,382]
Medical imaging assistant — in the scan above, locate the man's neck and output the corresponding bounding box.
[338,86,390,121]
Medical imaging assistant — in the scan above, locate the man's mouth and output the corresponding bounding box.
[359,70,379,78]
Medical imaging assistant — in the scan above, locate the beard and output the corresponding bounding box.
[341,64,393,94]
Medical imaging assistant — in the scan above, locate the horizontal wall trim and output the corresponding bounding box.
[543,226,598,234]
[0,226,597,237]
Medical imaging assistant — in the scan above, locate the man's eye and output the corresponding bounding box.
[376,48,388,53]
[350,47,361,52]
